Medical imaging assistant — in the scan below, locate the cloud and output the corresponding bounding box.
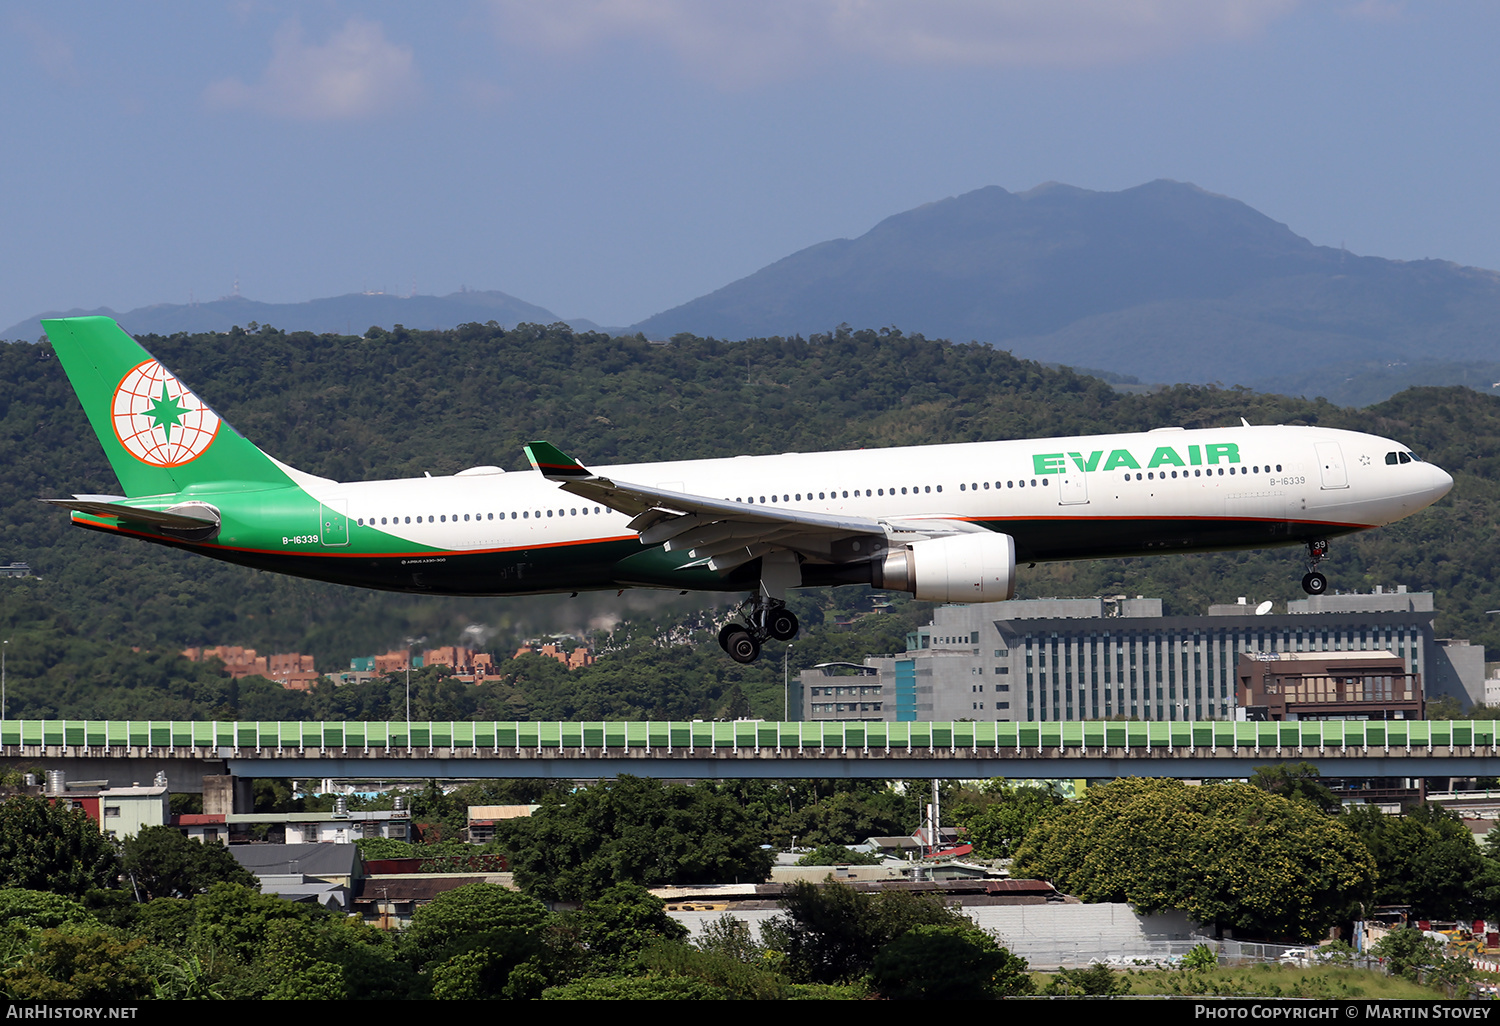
[12,14,81,86]
[486,0,1301,85]
[205,18,420,120]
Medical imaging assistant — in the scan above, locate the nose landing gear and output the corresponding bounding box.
[1301,539,1329,595]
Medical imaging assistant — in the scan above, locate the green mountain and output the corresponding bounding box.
[633,181,1500,403]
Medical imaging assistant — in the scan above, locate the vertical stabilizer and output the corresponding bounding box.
[43,317,293,497]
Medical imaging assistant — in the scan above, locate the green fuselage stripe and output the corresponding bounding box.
[75,512,1356,596]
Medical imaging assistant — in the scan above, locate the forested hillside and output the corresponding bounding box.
[0,320,1493,719]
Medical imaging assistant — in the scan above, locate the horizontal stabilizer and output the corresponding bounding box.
[40,497,220,530]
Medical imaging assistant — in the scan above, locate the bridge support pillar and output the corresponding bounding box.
[202,773,253,816]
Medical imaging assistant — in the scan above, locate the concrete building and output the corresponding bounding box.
[96,784,169,840]
[466,804,536,844]
[223,808,412,845]
[45,774,169,840]
[803,587,1483,722]
[1236,651,1422,720]
[182,646,320,689]
[229,843,359,908]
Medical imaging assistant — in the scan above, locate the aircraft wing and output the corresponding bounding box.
[40,495,220,530]
[524,441,977,572]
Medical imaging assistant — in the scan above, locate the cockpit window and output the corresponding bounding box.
[1385,451,1416,465]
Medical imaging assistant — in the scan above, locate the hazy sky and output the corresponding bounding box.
[3,1,1497,336]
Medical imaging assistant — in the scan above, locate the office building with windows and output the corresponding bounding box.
[801,587,1481,722]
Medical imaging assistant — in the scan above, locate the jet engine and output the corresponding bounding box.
[871,531,1016,602]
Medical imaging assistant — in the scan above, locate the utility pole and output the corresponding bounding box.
[783,644,793,720]
[2,639,7,720]
[403,635,425,726]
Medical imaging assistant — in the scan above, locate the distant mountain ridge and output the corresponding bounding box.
[3,289,583,341]
[632,180,1500,399]
[16,180,1500,405]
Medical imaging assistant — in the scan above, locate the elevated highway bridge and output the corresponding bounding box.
[2,718,1496,789]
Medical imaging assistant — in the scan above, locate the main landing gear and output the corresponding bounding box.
[717,594,800,664]
[718,550,803,664]
[1301,539,1329,595]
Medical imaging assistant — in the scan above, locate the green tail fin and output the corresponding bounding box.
[43,317,293,497]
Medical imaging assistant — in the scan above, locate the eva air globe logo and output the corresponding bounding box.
[110,360,220,466]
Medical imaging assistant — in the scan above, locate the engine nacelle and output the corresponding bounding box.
[872,532,1017,602]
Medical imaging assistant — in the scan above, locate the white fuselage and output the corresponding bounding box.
[287,424,1449,576]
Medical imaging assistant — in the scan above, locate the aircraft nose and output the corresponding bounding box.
[1427,463,1454,503]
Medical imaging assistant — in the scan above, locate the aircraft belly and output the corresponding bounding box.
[991,515,1342,563]
[74,518,640,595]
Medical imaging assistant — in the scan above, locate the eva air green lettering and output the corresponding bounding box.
[1102,449,1140,471]
[1147,447,1186,469]
[1068,451,1103,472]
[1033,453,1066,475]
[1188,445,1203,466]
[1206,443,1241,465]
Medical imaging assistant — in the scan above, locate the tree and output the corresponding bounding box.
[258,919,347,1001]
[121,826,257,899]
[499,776,774,901]
[0,889,95,931]
[708,779,917,850]
[1044,963,1131,996]
[558,883,688,973]
[3,925,151,1000]
[540,975,725,1000]
[0,797,119,898]
[1372,928,1446,982]
[760,880,971,984]
[352,836,415,860]
[794,844,881,866]
[951,780,1066,859]
[872,925,1033,1000]
[1249,761,1338,814]
[773,784,914,849]
[187,882,330,967]
[429,949,547,1001]
[407,882,553,998]
[693,914,764,963]
[1012,778,1375,941]
[632,940,789,1000]
[1342,804,1486,920]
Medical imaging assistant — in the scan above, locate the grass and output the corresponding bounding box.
[1031,963,1449,999]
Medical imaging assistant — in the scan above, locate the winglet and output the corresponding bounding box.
[524,441,592,480]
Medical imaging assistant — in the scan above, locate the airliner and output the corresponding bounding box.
[41,317,1454,663]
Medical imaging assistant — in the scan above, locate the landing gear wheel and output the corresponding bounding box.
[723,628,761,664]
[718,623,745,653]
[1298,539,1330,595]
[768,609,799,641]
